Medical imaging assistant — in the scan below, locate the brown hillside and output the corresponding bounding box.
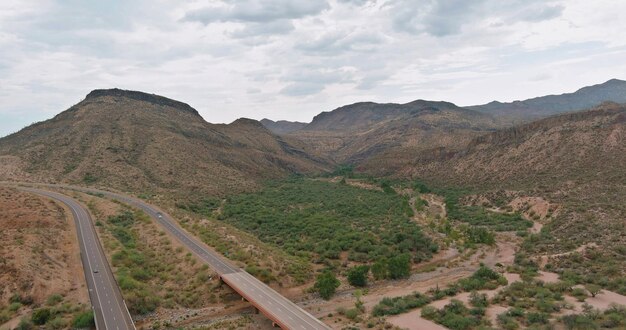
[407,102,626,188]
[0,187,88,325]
[289,99,497,164]
[0,89,330,197]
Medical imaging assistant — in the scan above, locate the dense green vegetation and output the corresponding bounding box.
[221,178,436,264]
[371,266,508,317]
[421,300,488,330]
[101,209,219,316]
[372,292,431,316]
[440,188,532,231]
[176,198,221,218]
[106,211,161,314]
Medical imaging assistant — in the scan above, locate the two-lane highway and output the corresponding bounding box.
[20,188,135,330]
[54,184,330,330]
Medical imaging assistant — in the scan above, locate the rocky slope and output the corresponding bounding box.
[0,89,330,197]
[288,99,498,164]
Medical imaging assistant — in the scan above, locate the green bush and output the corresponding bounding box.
[469,291,488,308]
[9,302,21,312]
[72,310,95,328]
[388,254,411,279]
[347,265,370,287]
[32,308,51,325]
[372,292,430,316]
[345,308,360,320]
[46,317,67,329]
[372,258,388,280]
[46,294,63,306]
[314,271,340,300]
[15,318,33,330]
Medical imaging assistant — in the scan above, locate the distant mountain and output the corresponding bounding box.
[0,89,329,197]
[469,79,626,122]
[260,118,307,134]
[288,99,498,163]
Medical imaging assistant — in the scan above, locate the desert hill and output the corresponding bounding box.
[287,99,498,164]
[260,118,307,134]
[405,102,626,188]
[469,79,626,123]
[0,89,329,197]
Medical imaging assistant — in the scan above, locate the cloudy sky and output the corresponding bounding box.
[1,0,625,137]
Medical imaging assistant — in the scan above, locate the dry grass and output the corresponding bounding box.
[0,187,89,327]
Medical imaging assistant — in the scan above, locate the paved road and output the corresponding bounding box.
[56,185,331,330]
[19,188,135,330]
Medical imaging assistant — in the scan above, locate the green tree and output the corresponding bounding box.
[314,271,340,300]
[586,284,602,297]
[347,265,370,287]
[388,254,411,279]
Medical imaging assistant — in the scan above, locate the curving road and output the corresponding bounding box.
[19,188,135,330]
[55,184,331,330]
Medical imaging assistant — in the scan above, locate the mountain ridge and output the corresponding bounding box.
[468,78,626,121]
[0,89,330,197]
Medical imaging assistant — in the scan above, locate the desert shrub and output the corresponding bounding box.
[9,302,21,312]
[245,265,276,284]
[15,318,33,330]
[32,308,51,325]
[458,265,506,291]
[372,292,430,316]
[469,291,489,308]
[371,258,388,280]
[526,312,549,324]
[388,254,411,279]
[46,294,63,306]
[347,265,370,287]
[561,314,597,329]
[46,317,67,329]
[572,288,588,302]
[72,310,95,328]
[314,271,340,300]
[426,300,485,330]
[497,313,519,330]
[345,308,360,320]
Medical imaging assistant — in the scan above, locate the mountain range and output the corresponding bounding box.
[1,79,624,198]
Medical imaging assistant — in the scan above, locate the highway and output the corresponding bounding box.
[54,184,331,330]
[19,188,135,330]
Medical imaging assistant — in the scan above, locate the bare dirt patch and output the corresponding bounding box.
[0,186,88,327]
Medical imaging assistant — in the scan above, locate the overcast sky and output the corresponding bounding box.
[1,0,625,137]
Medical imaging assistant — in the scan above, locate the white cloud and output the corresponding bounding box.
[0,0,625,137]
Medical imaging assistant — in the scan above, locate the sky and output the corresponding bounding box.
[1,0,625,137]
